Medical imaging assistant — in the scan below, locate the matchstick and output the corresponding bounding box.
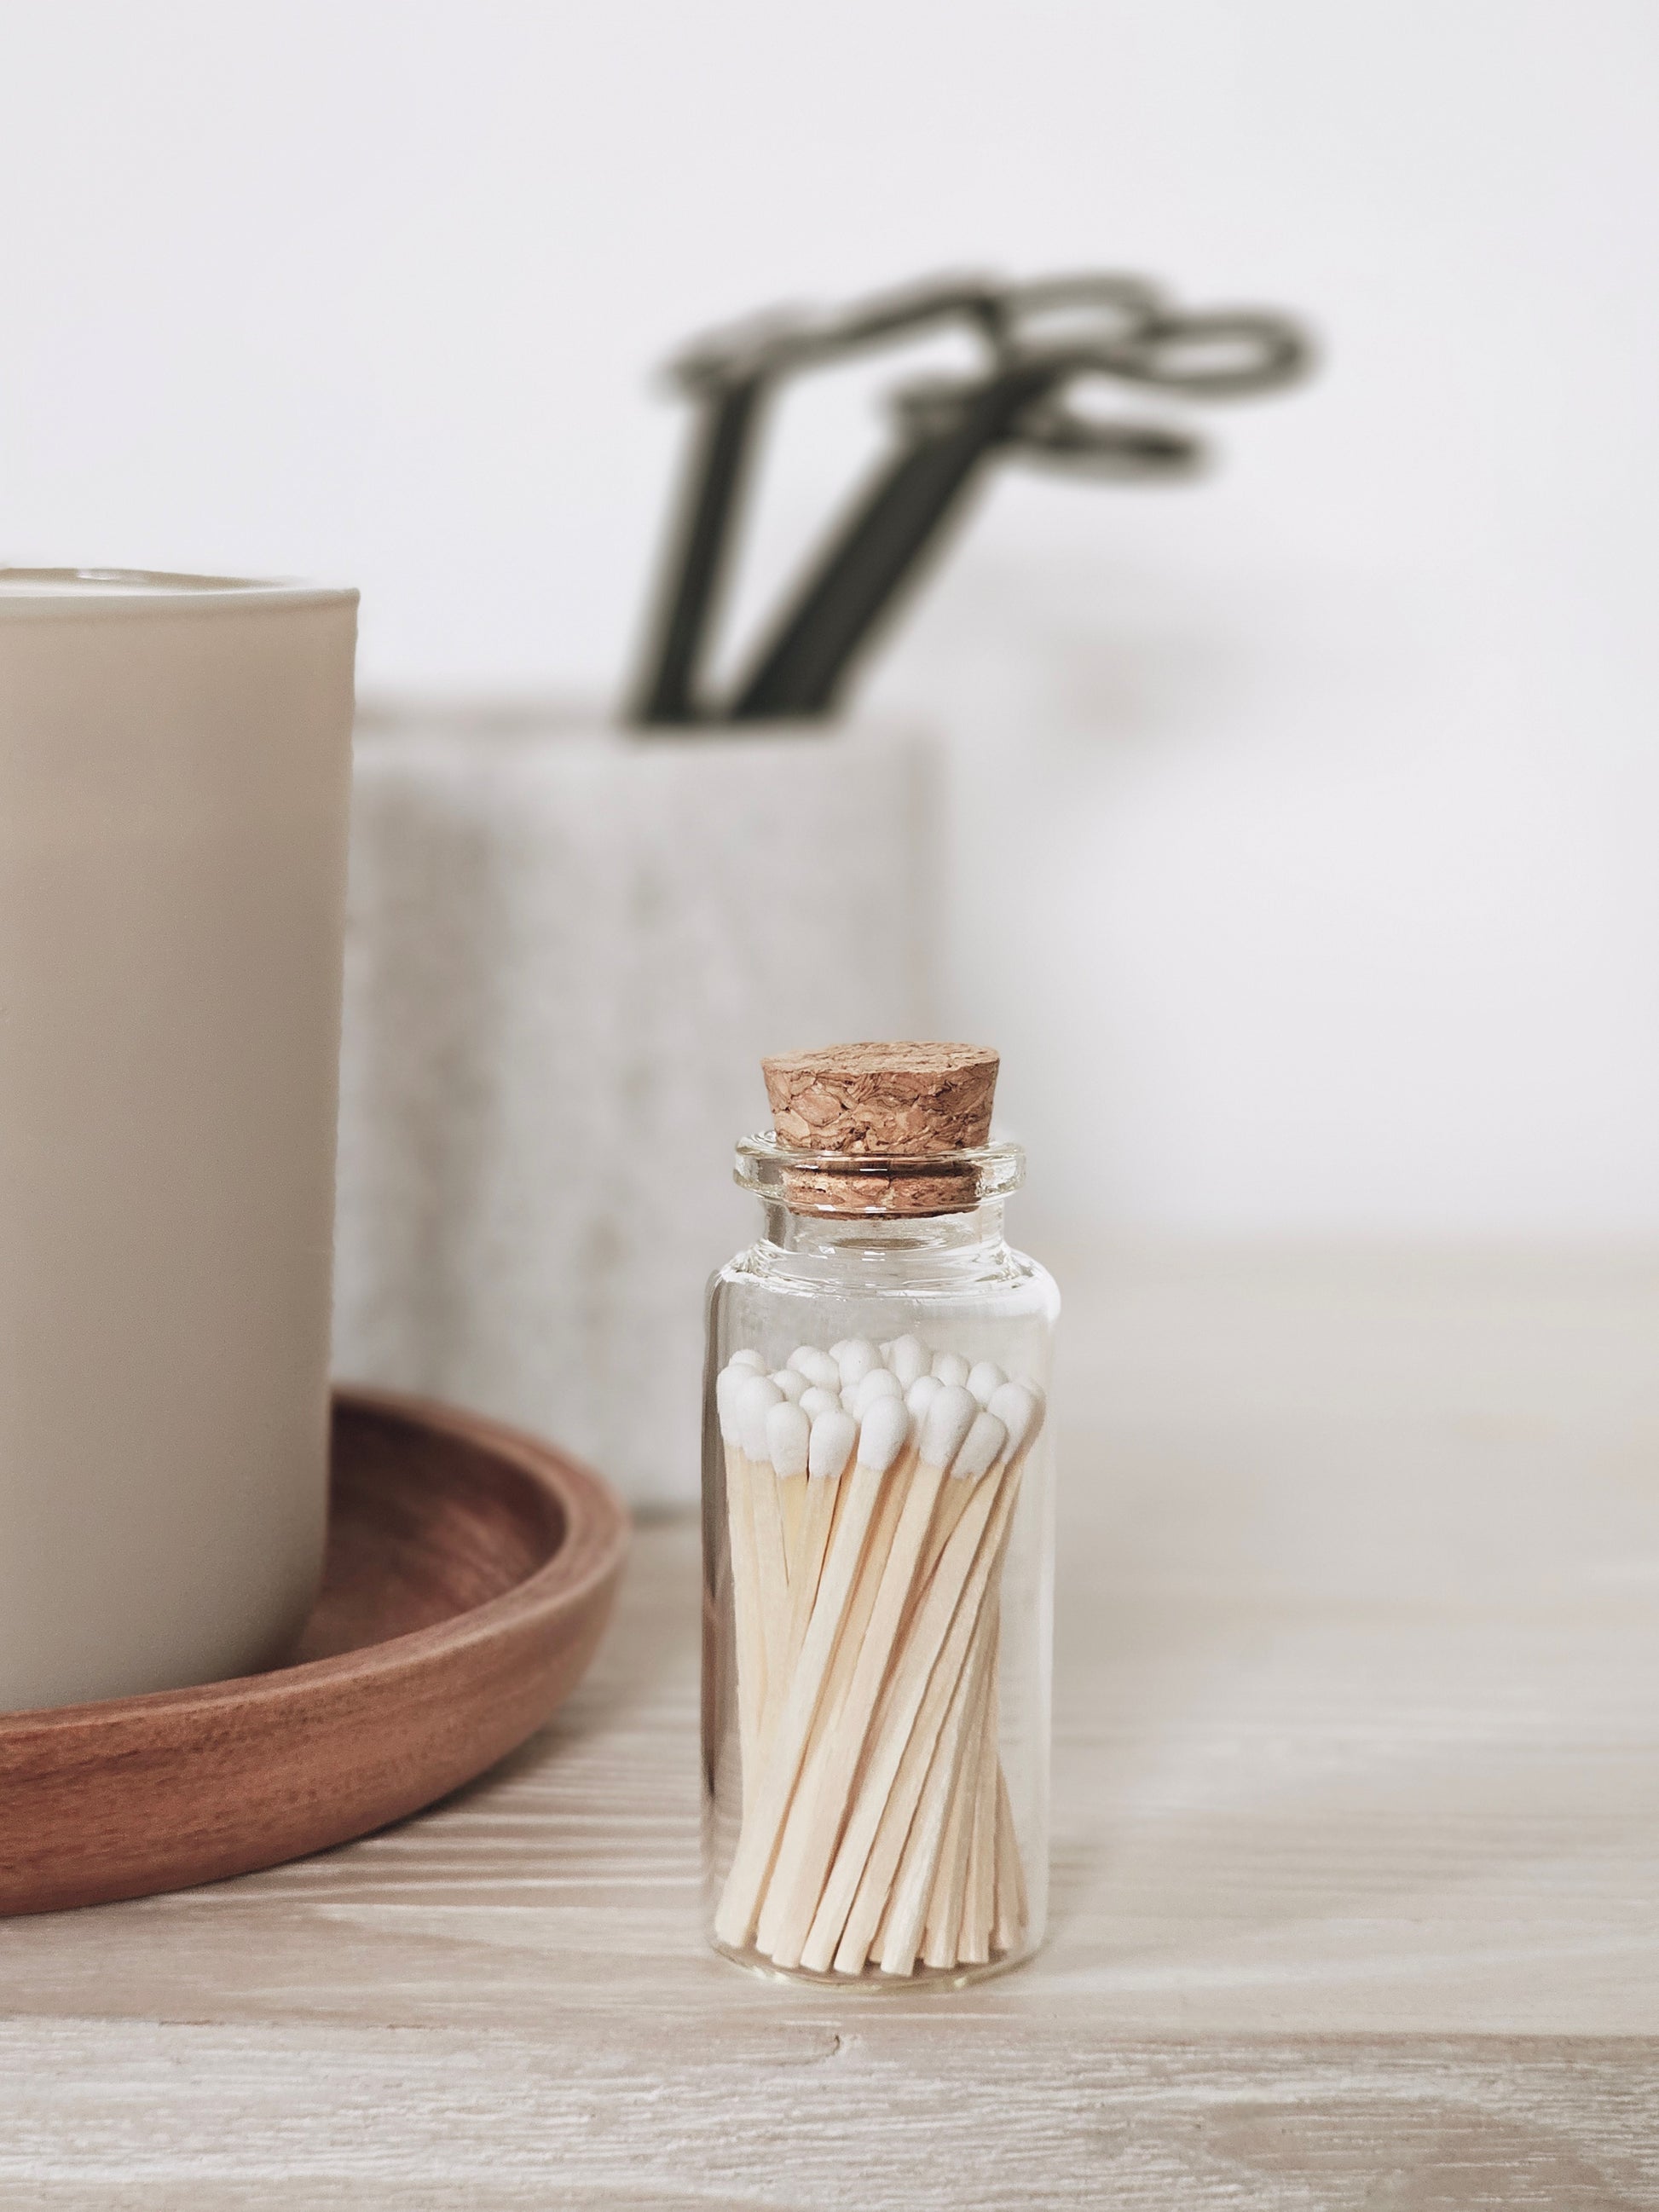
[714,1360,768,1804]
[781,1406,857,1683]
[737,1377,791,1694]
[957,1610,1001,1965]
[760,1384,981,1969]
[911,1398,1013,1627]
[766,1390,811,1574]
[919,1595,1001,1968]
[915,1378,1042,1598]
[993,1760,1027,1954]
[765,1395,811,1603]
[713,1393,910,1952]
[962,1382,1044,1960]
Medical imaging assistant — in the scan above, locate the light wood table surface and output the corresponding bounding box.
[4,1250,1659,2209]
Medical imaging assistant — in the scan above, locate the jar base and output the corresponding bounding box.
[709,1939,1038,1991]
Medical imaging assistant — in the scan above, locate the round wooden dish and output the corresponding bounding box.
[0,1386,630,1917]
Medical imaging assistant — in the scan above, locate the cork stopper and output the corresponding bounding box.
[760,1042,999,1216]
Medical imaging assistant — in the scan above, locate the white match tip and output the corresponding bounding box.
[770,1369,807,1402]
[987,1379,1043,1457]
[799,1385,840,1420]
[905,1372,943,1420]
[714,1363,752,1442]
[828,1340,853,1361]
[931,1350,970,1388]
[808,1406,858,1480]
[854,1366,903,1414]
[888,1333,930,1388]
[952,1408,1008,1481]
[788,1346,841,1391]
[840,1385,860,1415]
[920,1383,978,1471]
[857,1394,910,1473]
[835,1337,881,1386]
[737,1374,783,1461]
[729,1349,767,1373]
[967,1360,1007,1408]
[766,1398,810,1479]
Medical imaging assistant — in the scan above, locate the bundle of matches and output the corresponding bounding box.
[713,1330,1043,1978]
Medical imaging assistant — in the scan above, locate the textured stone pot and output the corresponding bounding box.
[333,705,935,1506]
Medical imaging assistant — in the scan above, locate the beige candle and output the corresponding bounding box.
[0,569,357,1712]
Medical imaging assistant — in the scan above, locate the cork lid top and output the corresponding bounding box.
[751,1042,1012,1215]
[762,1042,999,1158]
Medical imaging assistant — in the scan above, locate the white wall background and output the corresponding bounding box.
[4,0,1657,1242]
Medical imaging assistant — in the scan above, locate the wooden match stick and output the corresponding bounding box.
[766,1391,811,1577]
[714,1360,768,1803]
[737,1377,791,1694]
[924,1405,1009,1577]
[760,1384,981,1969]
[713,1393,910,1951]
[993,1759,1027,1954]
[920,1597,999,1967]
[957,1611,1000,1964]
[780,1406,857,1682]
[965,1382,1044,1960]
[914,1379,1041,1599]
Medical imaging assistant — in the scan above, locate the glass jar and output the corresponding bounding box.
[702,1133,1058,1986]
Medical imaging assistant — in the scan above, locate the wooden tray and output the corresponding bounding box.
[0,1386,630,1916]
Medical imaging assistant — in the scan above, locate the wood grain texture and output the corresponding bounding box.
[3,1250,1658,2207]
[0,1388,628,1915]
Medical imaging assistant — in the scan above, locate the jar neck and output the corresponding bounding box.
[752,1212,1013,1291]
[757,1197,1009,1269]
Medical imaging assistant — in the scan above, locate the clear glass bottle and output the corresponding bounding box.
[702,1127,1058,1988]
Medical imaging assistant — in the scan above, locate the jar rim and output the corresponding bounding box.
[734,1132,1025,1216]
